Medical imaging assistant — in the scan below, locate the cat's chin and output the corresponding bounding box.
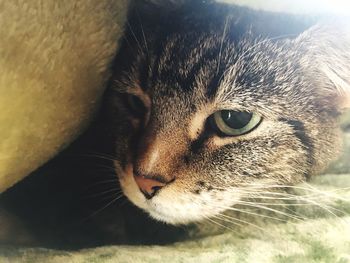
[117,164,241,225]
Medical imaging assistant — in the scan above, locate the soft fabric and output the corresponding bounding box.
[0,0,128,192]
[0,172,349,262]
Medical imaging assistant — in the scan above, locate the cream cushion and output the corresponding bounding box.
[0,0,128,192]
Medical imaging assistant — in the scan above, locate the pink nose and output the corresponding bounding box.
[134,174,167,199]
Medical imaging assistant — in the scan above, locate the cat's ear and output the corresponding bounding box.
[294,21,350,111]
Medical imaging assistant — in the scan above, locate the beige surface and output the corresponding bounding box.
[0,0,128,192]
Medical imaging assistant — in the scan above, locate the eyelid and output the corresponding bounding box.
[114,84,151,109]
[123,92,151,126]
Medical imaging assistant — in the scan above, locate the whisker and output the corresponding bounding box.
[235,182,350,197]
[127,21,144,54]
[212,214,244,228]
[93,164,116,172]
[204,215,239,233]
[216,184,350,203]
[83,188,122,199]
[216,16,229,75]
[235,201,306,221]
[215,213,268,234]
[206,203,288,223]
[136,10,149,56]
[75,152,116,162]
[83,193,125,221]
[84,179,119,190]
[95,191,125,202]
[244,190,350,223]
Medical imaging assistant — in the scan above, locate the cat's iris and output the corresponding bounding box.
[211,110,261,136]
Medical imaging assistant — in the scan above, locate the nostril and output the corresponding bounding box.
[133,173,168,199]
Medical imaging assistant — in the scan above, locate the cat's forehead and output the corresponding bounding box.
[147,33,228,97]
[147,33,291,108]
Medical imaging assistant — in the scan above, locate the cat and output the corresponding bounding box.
[108,0,350,224]
[0,0,349,248]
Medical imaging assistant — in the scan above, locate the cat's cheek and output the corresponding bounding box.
[115,163,243,224]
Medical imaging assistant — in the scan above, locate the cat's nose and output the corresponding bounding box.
[133,172,169,199]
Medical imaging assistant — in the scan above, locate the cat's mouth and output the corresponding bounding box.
[116,163,241,224]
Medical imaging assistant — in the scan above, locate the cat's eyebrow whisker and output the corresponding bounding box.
[216,16,230,75]
[135,10,149,56]
[126,21,147,55]
[122,35,136,55]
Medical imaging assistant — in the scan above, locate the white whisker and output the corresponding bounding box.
[83,193,125,221]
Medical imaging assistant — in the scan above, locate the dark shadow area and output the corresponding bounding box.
[0,105,189,250]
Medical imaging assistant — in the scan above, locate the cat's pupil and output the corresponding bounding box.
[221,110,252,129]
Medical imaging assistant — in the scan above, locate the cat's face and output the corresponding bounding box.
[109,4,350,224]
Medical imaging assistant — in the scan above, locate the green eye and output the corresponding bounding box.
[211,110,262,136]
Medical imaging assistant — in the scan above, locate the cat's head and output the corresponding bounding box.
[109,2,350,224]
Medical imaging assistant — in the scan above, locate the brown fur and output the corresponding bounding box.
[108,2,350,224]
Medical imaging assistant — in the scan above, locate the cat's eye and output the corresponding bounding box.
[210,110,262,136]
[126,94,147,117]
